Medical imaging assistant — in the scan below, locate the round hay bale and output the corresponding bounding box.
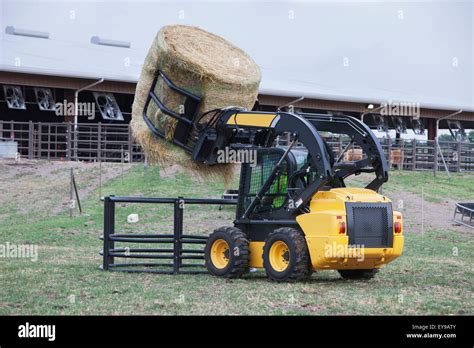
[131,25,261,181]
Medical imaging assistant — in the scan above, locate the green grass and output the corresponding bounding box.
[346,170,474,203]
[385,171,474,203]
[0,165,472,315]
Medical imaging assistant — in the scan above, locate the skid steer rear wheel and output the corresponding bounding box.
[263,227,311,282]
[205,226,249,278]
[338,269,379,280]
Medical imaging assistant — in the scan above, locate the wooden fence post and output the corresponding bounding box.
[28,121,34,159]
[338,137,343,158]
[400,138,404,171]
[66,123,71,160]
[412,140,417,171]
[38,122,42,159]
[97,122,102,162]
[457,141,461,173]
[47,124,51,160]
[128,124,133,164]
[387,137,392,167]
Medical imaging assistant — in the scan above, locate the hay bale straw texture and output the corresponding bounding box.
[131,25,261,182]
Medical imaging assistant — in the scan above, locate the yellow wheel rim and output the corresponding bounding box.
[269,240,290,272]
[210,239,230,269]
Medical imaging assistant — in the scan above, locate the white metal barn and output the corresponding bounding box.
[0,0,472,164]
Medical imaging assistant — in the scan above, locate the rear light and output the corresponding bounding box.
[394,221,402,234]
[339,222,346,234]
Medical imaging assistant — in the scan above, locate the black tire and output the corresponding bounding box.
[205,226,249,278]
[338,269,379,280]
[263,227,311,282]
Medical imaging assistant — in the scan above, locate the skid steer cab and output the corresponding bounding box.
[143,70,404,281]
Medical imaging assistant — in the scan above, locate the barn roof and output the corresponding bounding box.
[1,0,472,112]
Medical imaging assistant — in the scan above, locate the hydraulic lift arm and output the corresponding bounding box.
[210,109,334,212]
[299,113,389,191]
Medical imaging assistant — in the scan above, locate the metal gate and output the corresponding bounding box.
[101,196,237,274]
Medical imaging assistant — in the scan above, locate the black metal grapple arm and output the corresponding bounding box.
[299,113,389,191]
[198,109,333,212]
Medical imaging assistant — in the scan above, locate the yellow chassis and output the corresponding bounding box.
[248,188,404,270]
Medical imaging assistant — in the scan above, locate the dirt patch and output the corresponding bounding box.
[0,159,131,222]
[0,159,469,234]
[384,190,468,234]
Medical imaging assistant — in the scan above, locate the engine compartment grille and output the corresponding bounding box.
[345,202,393,248]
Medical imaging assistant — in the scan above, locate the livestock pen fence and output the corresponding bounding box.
[0,120,144,162]
[1,120,474,172]
[329,137,474,173]
[276,134,474,173]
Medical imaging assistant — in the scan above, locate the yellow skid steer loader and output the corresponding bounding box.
[142,71,404,281]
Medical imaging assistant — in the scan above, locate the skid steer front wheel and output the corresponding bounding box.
[205,226,249,278]
[263,227,311,282]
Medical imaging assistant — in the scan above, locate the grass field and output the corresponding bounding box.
[0,161,473,315]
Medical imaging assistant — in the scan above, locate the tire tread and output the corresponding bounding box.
[205,226,249,278]
[264,227,311,282]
